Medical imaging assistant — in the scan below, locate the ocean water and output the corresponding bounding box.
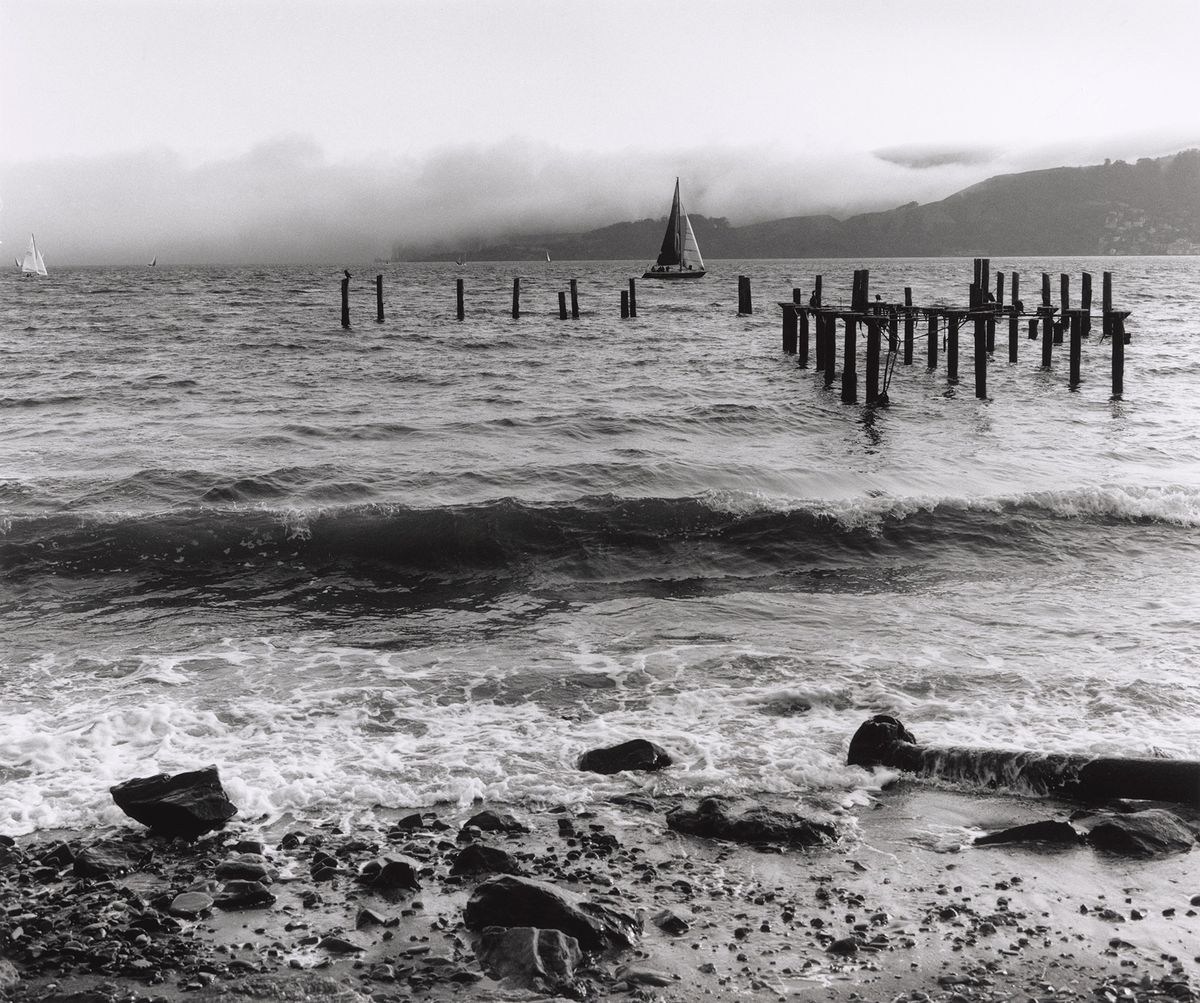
[2,257,1198,836]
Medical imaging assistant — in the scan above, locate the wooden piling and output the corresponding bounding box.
[1041,272,1051,308]
[570,278,580,320]
[1068,310,1082,388]
[903,311,914,365]
[973,315,987,399]
[1040,307,1054,367]
[1112,311,1125,397]
[628,278,637,319]
[1029,317,1038,340]
[981,259,990,305]
[852,269,870,314]
[798,309,809,368]
[340,277,350,329]
[620,289,629,319]
[738,276,753,315]
[996,271,1004,310]
[782,305,798,354]
[375,274,384,323]
[814,312,826,369]
[866,318,881,405]
[926,312,938,369]
[888,310,899,353]
[1012,272,1020,314]
[947,313,960,382]
[456,278,464,321]
[972,260,982,309]
[1059,273,1069,328]
[1081,272,1092,336]
[813,275,823,308]
[841,316,858,404]
[1008,309,1018,363]
[824,314,837,389]
[512,277,520,320]
[558,291,568,320]
[793,287,803,304]
[986,316,996,354]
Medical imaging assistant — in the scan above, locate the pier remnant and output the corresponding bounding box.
[376,274,384,323]
[628,278,637,318]
[341,276,350,329]
[973,313,987,399]
[620,289,629,319]
[558,291,568,320]
[512,277,521,320]
[570,279,580,320]
[841,316,858,404]
[456,278,465,321]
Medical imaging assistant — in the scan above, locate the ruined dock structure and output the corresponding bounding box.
[777,260,1133,402]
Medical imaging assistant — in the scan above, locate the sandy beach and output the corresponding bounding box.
[2,780,1197,1003]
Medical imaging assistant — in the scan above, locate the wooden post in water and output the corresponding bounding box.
[798,309,809,368]
[1068,310,1082,388]
[1081,272,1092,336]
[973,314,987,399]
[888,310,899,353]
[1112,310,1126,398]
[813,275,823,308]
[1040,307,1054,367]
[1041,273,1051,309]
[981,259,990,306]
[456,278,465,321]
[512,277,521,319]
[1059,274,1069,342]
[793,287,803,304]
[1102,271,1112,338]
[904,311,914,365]
[341,277,350,329]
[570,278,580,320]
[814,312,826,369]
[558,291,568,320]
[628,278,637,319]
[620,289,629,319]
[841,315,858,404]
[738,276,753,315]
[926,311,938,369]
[1012,272,1021,313]
[746,276,753,313]
[375,274,384,323]
[947,312,960,382]
[824,314,837,389]
[866,318,882,405]
[1008,309,1019,363]
[986,315,996,354]
[996,271,1004,310]
[971,260,982,310]
[782,305,798,354]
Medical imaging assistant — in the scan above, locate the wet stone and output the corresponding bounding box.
[169,890,215,917]
[214,879,277,910]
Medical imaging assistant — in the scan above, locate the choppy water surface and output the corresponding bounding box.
[2,257,1198,833]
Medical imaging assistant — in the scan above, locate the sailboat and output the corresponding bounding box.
[19,234,47,276]
[545,250,551,263]
[642,178,705,280]
[148,257,157,267]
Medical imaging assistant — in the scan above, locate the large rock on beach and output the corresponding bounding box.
[358,854,421,891]
[667,796,839,847]
[1085,809,1196,857]
[110,764,237,839]
[578,739,673,775]
[451,842,523,876]
[464,874,640,953]
[72,840,143,878]
[475,926,584,991]
[974,820,1084,847]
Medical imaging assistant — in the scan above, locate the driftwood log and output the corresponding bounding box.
[847,715,1200,807]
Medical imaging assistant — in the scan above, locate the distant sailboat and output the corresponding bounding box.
[642,178,705,280]
[545,250,551,263]
[148,257,157,267]
[19,234,47,276]
[455,253,465,266]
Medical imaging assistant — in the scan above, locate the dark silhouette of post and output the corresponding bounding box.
[1040,307,1055,367]
[620,289,629,319]
[973,315,987,399]
[341,277,350,329]
[986,315,995,354]
[926,311,938,369]
[996,271,1004,310]
[782,305,798,354]
[798,309,809,368]
[628,278,636,318]
[512,277,520,319]
[1059,274,1070,337]
[558,291,568,320]
[813,275,823,308]
[815,312,826,370]
[1008,309,1019,363]
[903,311,914,365]
[824,314,837,389]
[456,278,464,321]
[1069,310,1082,388]
[947,313,959,382]
[841,316,858,404]
[1081,272,1092,336]
[570,279,580,319]
[1112,312,1126,397]
[865,318,881,404]
[1041,272,1051,309]
[375,274,384,323]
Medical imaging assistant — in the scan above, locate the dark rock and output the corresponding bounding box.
[828,936,860,956]
[214,879,277,910]
[462,809,529,834]
[666,797,839,847]
[578,739,672,775]
[358,855,421,890]
[169,890,214,917]
[72,841,142,878]
[974,820,1084,846]
[652,907,692,935]
[318,935,365,954]
[355,906,396,929]
[215,854,274,883]
[847,715,917,768]
[475,925,583,990]
[618,964,676,987]
[464,874,640,953]
[110,765,237,839]
[450,843,523,877]
[1086,809,1196,857]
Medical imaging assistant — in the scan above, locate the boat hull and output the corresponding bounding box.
[642,269,706,280]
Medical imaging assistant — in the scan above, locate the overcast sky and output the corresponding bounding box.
[3,0,1199,262]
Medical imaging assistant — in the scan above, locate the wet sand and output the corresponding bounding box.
[3,784,1197,1002]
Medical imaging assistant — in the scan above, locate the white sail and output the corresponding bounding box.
[20,234,47,276]
[681,213,704,270]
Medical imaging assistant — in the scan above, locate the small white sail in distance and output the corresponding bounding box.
[20,234,47,276]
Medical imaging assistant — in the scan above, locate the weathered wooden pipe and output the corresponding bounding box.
[847,715,1200,807]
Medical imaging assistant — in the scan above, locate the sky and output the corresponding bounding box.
[3,0,1199,263]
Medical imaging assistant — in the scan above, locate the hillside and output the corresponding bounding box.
[398,149,1200,260]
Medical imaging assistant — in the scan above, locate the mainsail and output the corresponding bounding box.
[20,234,47,276]
[656,180,683,266]
[646,178,704,279]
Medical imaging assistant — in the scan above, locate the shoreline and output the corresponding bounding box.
[2,784,1197,1002]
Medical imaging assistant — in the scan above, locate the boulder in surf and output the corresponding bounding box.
[110,765,237,840]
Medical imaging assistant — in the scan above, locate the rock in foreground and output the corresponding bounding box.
[475,925,583,992]
[974,820,1084,846]
[110,765,237,840]
[1085,809,1196,857]
[464,874,640,953]
[667,796,839,847]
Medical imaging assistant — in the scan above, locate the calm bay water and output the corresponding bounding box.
[2,257,1198,834]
